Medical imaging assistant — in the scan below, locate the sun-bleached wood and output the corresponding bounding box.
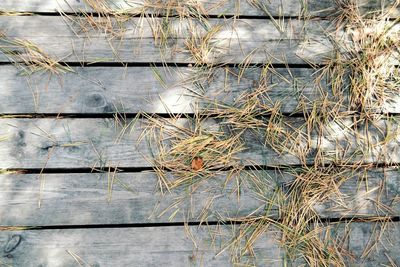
[0,168,397,226]
[0,66,329,114]
[0,16,333,64]
[3,65,400,114]
[0,117,399,169]
[0,222,397,266]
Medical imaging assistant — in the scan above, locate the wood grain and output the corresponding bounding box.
[3,65,400,114]
[0,117,399,169]
[0,171,264,226]
[0,222,397,266]
[0,168,397,226]
[0,1,398,265]
[0,66,332,114]
[0,16,333,64]
[3,65,400,115]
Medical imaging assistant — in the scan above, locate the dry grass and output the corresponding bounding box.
[60,0,224,66]
[0,31,73,75]
[139,112,245,192]
[60,0,132,39]
[0,10,32,16]
[0,0,398,265]
[0,226,32,231]
[222,166,351,266]
[319,0,400,114]
[136,1,400,265]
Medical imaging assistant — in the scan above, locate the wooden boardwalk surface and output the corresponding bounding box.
[0,0,399,266]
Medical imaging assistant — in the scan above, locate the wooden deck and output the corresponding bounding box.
[0,0,399,266]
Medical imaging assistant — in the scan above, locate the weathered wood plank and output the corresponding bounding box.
[0,16,333,64]
[338,222,400,266]
[0,225,283,267]
[0,171,263,226]
[0,117,399,168]
[2,65,399,115]
[0,222,397,266]
[0,0,398,17]
[2,16,398,65]
[0,66,331,114]
[0,168,397,226]
[2,65,400,114]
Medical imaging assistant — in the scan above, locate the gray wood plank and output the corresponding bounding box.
[0,171,264,226]
[0,16,333,64]
[0,117,400,169]
[0,168,397,226]
[0,0,397,17]
[2,65,399,115]
[0,222,397,266]
[0,225,283,267]
[0,66,331,114]
[338,222,400,266]
[2,65,400,114]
